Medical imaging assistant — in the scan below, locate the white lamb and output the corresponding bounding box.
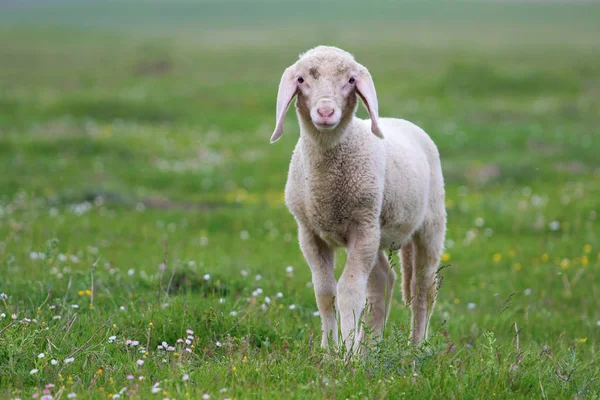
[271,46,446,351]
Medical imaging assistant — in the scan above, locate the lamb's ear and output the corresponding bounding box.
[271,66,298,143]
[356,67,383,138]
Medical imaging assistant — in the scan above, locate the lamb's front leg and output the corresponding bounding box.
[337,226,380,354]
[298,226,337,348]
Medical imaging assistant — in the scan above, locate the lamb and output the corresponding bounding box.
[270,46,446,352]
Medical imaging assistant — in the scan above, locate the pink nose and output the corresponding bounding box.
[317,107,335,118]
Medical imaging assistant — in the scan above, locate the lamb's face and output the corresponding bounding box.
[294,51,359,132]
[270,46,383,144]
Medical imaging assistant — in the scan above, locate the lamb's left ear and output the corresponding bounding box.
[356,67,383,138]
[271,66,298,143]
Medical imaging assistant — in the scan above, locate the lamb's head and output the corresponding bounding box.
[270,46,383,143]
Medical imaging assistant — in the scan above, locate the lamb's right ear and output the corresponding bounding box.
[271,66,297,143]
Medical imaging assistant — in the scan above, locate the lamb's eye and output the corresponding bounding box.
[297,77,304,84]
[349,77,356,84]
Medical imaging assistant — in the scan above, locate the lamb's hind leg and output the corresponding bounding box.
[365,252,396,340]
[411,223,445,344]
[401,242,414,306]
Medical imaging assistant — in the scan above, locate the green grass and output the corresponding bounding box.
[1,1,599,399]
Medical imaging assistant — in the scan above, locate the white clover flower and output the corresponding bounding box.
[182,374,189,381]
[203,274,210,281]
[286,266,294,273]
[255,274,262,281]
[30,369,39,375]
[128,269,135,276]
[186,329,194,335]
[264,297,271,304]
[67,393,77,399]
[467,303,476,310]
[276,292,283,298]
[289,304,296,310]
[229,311,238,316]
[71,304,79,309]
[64,357,74,364]
[312,311,320,317]
[37,353,45,359]
[120,306,126,311]
[202,394,210,400]
[136,360,144,366]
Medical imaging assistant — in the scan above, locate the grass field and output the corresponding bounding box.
[1,1,599,399]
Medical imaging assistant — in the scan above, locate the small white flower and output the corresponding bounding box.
[240,269,248,277]
[255,274,262,281]
[167,346,175,351]
[475,218,484,227]
[467,303,476,310]
[67,393,77,399]
[177,338,184,343]
[0,313,4,319]
[136,359,144,366]
[30,369,39,375]
[120,306,126,311]
[138,376,145,381]
[51,359,58,365]
[186,329,194,335]
[596,320,600,327]
[264,297,271,304]
[219,298,225,303]
[64,357,74,364]
[182,374,189,381]
[128,269,135,276]
[276,292,283,298]
[312,311,320,317]
[109,335,117,342]
[220,388,227,393]
[112,395,120,399]
[0,293,7,300]
[286,266,294,273]
[229,311,238,316]
[185,347,192,353]
[53,316,61,320]
[157,345,164,350]
[216,341,222,347]
[203,274,210,281]
[202,395,210,400]
[289,304,296,310]
[131,340,139,346]
[185,339,191,345]
[37,353,45,359]
[240,230,249,240]
[524,288,532,296]
[549,221,560,231]
[151,387,161,394]
[187,335,194,340]
[162,341,168,347]
[71,304,79,309]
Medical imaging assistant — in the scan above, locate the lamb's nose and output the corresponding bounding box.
[317,107,335,118]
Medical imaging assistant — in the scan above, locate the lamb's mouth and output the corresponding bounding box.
[313,122,339,131]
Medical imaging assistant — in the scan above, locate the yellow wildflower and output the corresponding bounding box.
[577,338,587,343]
[582,256,589,267]
[493,253,502,263]
[583,244,592,254]
[85,289,92,296]
[97,368,103,375]
[560,259,570,269]
[541,253,549,262]
[512,263,521,271]
[77,291,84,296]
[149,322,154,327]
[441,253,451,262]
[453,298,460,304]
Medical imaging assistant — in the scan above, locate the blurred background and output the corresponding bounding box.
[0,0,599,397]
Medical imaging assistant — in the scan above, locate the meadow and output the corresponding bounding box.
[0,1,599,398]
